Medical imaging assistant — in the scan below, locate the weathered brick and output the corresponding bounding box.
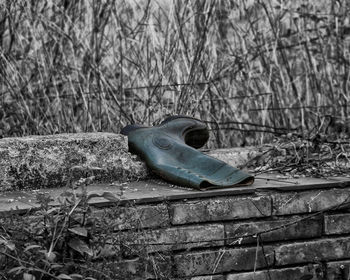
[272,188,350,215]
[226,265,323,280]
[94,203,169,230]
[174,247,274,277]
[225,216,322,245]
[324,213,350,235]
[275,237,350,266]
[170,196,271,225]
[327,260,350,280]
[92,255,172,279]
[122,224,224,253]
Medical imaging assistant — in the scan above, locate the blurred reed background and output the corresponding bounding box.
[0,0,350,148]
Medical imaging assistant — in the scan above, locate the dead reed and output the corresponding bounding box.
[0,0,349,148]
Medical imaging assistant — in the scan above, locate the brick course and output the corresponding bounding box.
[174,246,274,277]
[225,216,322,244]
[122,224,224,253]
[94,203,169,230]
[226,265,323,280]
[170,196,271,225]
[92,255,172,280]
[275,237,350,266]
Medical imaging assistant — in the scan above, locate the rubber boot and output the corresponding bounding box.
[121,116,254,190]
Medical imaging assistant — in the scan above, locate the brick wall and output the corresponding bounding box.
[92,186,350,279]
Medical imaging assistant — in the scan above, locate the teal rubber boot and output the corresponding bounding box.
[121,116,254,190]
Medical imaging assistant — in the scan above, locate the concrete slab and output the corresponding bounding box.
[0,179,255,214]
[1,174,350,214]
[255,174,350,191]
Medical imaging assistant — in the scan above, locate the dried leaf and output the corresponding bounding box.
[86,192,101,200]
[68,238,93,256]
[24,244,41,252]
[68,227,88,237]
[102,191,119,202]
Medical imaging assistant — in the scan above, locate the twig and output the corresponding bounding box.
[255,176,300,185]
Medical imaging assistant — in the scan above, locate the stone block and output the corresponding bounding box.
[122,224,224,254]
[94,203,169,230]
[174,246,274,277]
[170,196,271,225]
[0,133,148,191]
[272,188,350,215]
[225,216,322,245]
[226,265,323,280]
[324,213,350,235]
[327,260,350,280]
[275,237,350,266]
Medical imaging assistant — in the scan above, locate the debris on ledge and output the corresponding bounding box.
[0,133,148,191]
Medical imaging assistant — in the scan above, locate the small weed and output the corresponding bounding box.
[0,176,164,280]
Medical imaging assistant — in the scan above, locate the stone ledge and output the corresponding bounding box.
[2,176,350,215]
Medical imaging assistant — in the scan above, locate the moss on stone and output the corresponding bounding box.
[0,133,148,191]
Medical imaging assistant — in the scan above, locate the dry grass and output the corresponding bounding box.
[1,0,350,148]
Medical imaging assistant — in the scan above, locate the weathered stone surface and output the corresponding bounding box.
[324,213,350,235]
[122,224,224,253]
[272,188,350,215]
[94,203,169,230]
[174,247,274,277]
[327,260,350,280]
[0,133,148,191]
[170,196,271,225]
[226,265,323,280]
[225,216,322,244]
[275,237,350,266]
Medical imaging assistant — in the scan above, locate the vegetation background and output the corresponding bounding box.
[1,0,350,148]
